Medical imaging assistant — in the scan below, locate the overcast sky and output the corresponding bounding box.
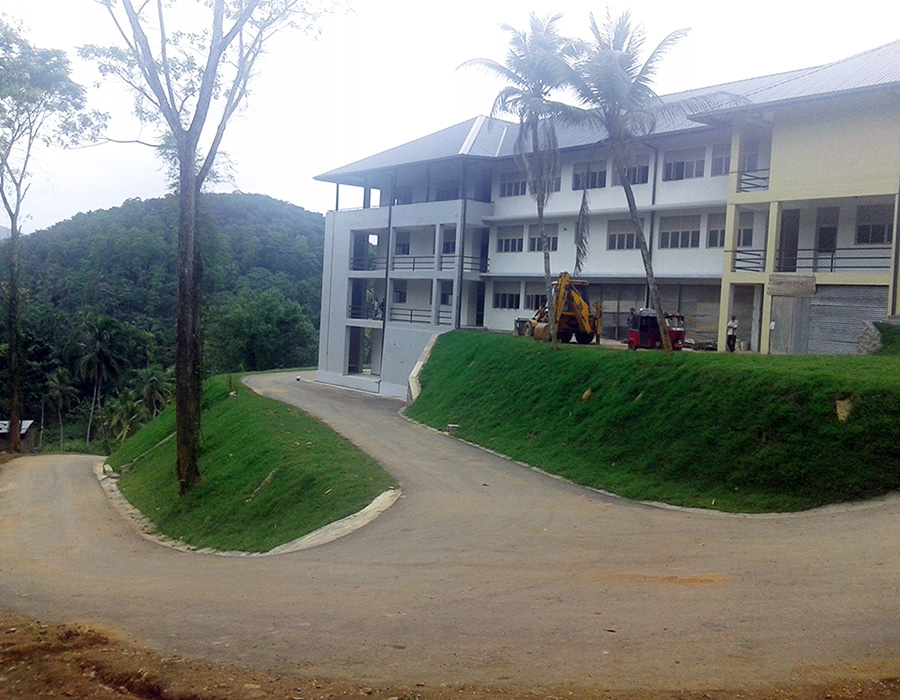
[5,0,900,233]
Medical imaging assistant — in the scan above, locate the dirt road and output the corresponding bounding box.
[1,372,899,694]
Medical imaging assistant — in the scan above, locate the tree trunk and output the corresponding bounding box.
[613,151,673,355]
[538,201,558,351]
[5,218,21,452]
[174,144,202,494]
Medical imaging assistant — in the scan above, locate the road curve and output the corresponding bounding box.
[1,371,899,691]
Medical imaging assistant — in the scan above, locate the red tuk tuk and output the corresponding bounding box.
[627,308,685,350]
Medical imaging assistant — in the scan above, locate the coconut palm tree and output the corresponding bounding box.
[464,13,574,348]
[45,367,78,450]
[565,10,691,354]
[79,315,123,443]
[136,365,172,419]
[104,388,146,445]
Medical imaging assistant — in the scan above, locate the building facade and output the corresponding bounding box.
[316,42,900,398]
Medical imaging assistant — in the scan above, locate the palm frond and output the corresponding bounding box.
[573,187,590,277]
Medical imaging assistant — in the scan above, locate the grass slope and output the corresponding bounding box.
[406,331,900,512]
[107,374,396,552]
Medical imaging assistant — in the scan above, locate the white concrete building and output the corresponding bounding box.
[315,41,900,397]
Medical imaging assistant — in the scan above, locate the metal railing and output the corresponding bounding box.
[348,303,383,320]
[776,246,892,273]
[437,309,453,325]
[350,255,387,271]
[733,248,766,272]
[389,307,433,324]
[392,255,436,271]
[738,169,770,192]
[462,255,489,272]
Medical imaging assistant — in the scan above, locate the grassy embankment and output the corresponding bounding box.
[406,330,900,513]
[106,374,396,552]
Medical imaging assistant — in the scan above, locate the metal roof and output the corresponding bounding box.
[316,40,900,185]
[0,420,34,435]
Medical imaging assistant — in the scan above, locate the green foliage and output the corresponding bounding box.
[407,331,900,513]
[2,192,323,425]
[874,322,900,355]
[204,288,317,374]
[108,374,396,553]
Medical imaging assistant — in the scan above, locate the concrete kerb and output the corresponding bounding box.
[93,461,401,557]
[407,333,439,403]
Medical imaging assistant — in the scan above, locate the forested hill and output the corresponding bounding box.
[8,193,324,422]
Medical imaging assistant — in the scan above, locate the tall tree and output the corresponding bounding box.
[464,13,573,348]
[83,0,329,492]
[45,367,78,450]
[565,11,690,354]
[79,315,124,444]
[0,19,98,450]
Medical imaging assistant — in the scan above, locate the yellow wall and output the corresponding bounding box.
[767,93,900,201]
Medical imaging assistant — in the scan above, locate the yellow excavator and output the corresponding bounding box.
[530,272,602,344]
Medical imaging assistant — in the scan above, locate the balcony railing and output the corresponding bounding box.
[776,246,892,273]
[392,255,436,271]
[738,169,770,192]
[389,307,433,324]
[348,303,383,320]
[734,248,766,272]
[350,255,387,271]
[732,245,893,273]
[462,255,489,272]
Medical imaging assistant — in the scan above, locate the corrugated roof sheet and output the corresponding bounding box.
[317,40,900,184]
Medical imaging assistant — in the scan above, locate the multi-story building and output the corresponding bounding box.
[315,41,900,398]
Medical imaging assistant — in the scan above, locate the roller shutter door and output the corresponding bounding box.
[807,285,888,355]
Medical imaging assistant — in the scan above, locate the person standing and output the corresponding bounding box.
[726,314,738,352]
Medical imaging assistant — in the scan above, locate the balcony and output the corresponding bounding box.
[776,246,892,273]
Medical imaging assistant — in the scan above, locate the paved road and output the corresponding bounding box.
[1,372,899,692]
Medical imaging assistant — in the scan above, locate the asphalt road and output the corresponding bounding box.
[1,371,899,692]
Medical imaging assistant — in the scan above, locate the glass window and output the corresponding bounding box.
[572,161,607,190]
[711,143,730,177]
[707,213,726,247]
[607,219,641,250]
[856,204,894,244]
[499,172,527,197]
[662,148,705,181]
[659,215,701,249]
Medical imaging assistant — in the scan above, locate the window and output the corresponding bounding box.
[440,281,453,306]
[442,229,456,255]
[392,279,407,304]
[572,161,607,190]
[707,213,726,248]
[737,211,754,247]
[524,293,547,310]
[607,218,641,250]
[493,292,521,309]
[497,225,524,253]
[531,176,561,194]
[395,231,410,256]
[500,172,527,197]
[659,215,701,249]
[856,204,894,244]
[612,156,650,186]
[528,223,559,252]
[662,148,705,181]
[711,143,730,177]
